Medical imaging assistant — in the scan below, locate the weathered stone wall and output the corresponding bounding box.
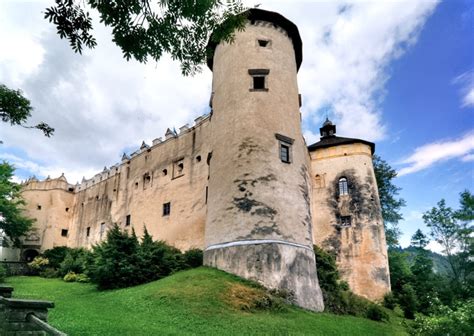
[310,143,391,301]
[21,117,212,252]
[204,18,324,312]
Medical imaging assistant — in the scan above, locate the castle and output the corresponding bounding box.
[11,9,390,311]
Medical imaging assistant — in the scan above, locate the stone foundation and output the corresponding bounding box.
[204,241,324,312]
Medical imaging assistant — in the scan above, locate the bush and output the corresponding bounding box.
[76,273,90,283]
[88,225,143,289]
[28,256,49,272]
[399,284,419,319]
[366,304,390,322]
[59,248,91,277]
[63,272,78,282]
[43,246,71,269]
[0,264,6,282]
[383,292,397,310]
[39,267,58,278]
[410,300,474,336]
[183,249,203,268]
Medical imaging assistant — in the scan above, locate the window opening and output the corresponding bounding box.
[253,76,265,89]
[100,223,106,238]
[280,144,290,163]
[163,169,168,176]
[339,216,352,227]
[258,39,270,47]
[125,215,131,226]
[173,159,185,179]
[61,229,68,237]
[339,177,348,195]
[163,202,171,216]
[86,227,90,237]
[248,69,269,91]
[196,155,201,162]
[65,207,69,212]
[37,205,42,210]
[205,186,208,204]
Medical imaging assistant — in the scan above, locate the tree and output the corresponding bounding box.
[0,84,54,140]
[44,0,247,76]
[373,155,406,247]
[423,199,460,280]
[411,229,430,249]
[410,229,436,314]
[0,161,35,247]
[423,193,473,298]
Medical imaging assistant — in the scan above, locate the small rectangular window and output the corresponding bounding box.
[61,229,68,237]
[275,134,294,164]
[86,227,90,237]
[125,215,131,226]
[249,69,269,92]
[163,202,171,216]
[280,144,290,163]
[172,159,185,179]
[205,186,208,204]
[65,207,69,212]
[340,216,352,227]
[253,76,265,89]
[37,205,42,210]
[100,223,106,238]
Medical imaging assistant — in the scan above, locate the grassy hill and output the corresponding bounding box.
[6,267,407,335]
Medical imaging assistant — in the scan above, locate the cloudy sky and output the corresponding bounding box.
[0,0,472,251]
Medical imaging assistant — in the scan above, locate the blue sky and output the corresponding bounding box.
[375,0,473,248]
[0,1,472,252]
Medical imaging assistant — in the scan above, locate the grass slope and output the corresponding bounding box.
[7,267,407,335]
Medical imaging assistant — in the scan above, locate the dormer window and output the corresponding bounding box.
[339,177,348,195]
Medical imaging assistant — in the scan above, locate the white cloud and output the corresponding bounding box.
[453,70,474,108]
[398,132,474,176]
[0,1,439,181]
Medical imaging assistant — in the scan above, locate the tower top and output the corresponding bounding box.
[206,8,303,71]
[320,118,336,138]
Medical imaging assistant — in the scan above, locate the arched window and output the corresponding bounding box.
[338,177,348,195]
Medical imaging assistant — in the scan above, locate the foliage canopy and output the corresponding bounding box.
[0,84,54,140]
[45,0,247,75]
[0,162,34,247]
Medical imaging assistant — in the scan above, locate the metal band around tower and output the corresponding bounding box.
[205,239,313,252]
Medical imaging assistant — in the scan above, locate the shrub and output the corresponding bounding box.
[43,246,71,269]
[87,225,142,289]
[28,256,49,272]
[398,284,418,319]
[76,273,90,283]
[39,267,58,278]
[383,292,397,310]
[183,249,203,268]
[410,300,474,336]
[366,304,390,322]
[59,248,91,277]
[63,271,78,282]
[0,264,6,282]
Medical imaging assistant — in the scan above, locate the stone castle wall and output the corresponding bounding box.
[310,142,391,301]
[21,116,212,253]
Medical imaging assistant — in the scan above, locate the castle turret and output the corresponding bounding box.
[309,120,391,301]
[204,9,324,311]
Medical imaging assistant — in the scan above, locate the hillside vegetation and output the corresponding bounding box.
[7,267,407,335]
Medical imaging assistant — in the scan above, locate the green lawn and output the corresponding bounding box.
[6,267,407,335]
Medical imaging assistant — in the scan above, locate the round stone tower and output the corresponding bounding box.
[204,9,324,311]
